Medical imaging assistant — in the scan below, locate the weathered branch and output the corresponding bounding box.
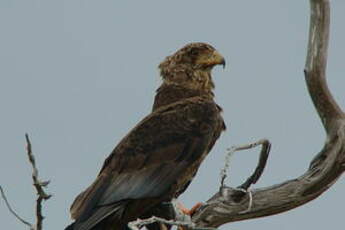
[128,216,217,230]
[25,134,52,230]
[128,216,195,230]
[304,0,344,133]
[226,139,271,190]
[191,0,345,228]
[0,186,33,229]
[0,134,51,230]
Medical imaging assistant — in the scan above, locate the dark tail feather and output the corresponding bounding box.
[142,202,176,230]
[65,222,75,230]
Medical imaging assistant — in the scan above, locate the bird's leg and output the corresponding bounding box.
[176,201,203,216]
[175,201,203,230]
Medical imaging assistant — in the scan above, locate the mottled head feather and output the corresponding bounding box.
[159,43,225,94]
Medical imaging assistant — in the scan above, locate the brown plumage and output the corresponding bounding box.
[65,43,226,230]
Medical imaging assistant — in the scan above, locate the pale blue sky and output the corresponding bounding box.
[1,1,344,229]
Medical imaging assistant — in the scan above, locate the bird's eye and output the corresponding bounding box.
[190,49,199,56]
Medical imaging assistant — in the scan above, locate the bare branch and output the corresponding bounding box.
[304,0,344,133]
[190,0,345,228]
[128,216,216,230]
[220,139,271,190]
[128,216,194,230]
[1,134,53,230]
[25,133,52,230]
[192,129,345,227]
[0,186,34,230]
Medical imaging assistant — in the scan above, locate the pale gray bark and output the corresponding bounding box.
[192,0,345,228]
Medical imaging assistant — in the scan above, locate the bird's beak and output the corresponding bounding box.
[198,50,225,69]
[212,50,226,69]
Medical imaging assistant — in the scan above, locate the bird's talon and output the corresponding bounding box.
[177,201,203,216]
[189,202,203,216]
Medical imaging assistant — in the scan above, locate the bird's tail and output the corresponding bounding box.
[141,202,176,230]
[64,222,75,230]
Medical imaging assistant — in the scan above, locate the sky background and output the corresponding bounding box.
[1,1,344,229]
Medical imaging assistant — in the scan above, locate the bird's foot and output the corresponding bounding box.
[176,201,203,216]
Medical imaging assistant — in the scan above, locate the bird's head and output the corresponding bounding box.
[159,42,225,93]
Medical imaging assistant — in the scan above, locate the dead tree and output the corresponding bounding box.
[191,0,345,228]
[2,1,343,230]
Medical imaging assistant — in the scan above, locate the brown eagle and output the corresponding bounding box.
[65,43,226,230]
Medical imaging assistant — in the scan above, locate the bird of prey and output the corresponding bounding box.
[65,42,226,230]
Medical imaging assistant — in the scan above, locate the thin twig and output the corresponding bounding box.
[128,216,216,230]
[25,133,52,230]
[238,139,271,190]
[220,139,271,189]
[1,135,51,230]
[128,216,194,230]
[0,186,34,230]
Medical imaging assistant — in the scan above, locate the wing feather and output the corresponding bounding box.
[70,97,223,230]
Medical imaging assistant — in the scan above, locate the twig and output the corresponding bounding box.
[220,139,271,189]
[1,134,53,230]
[128,216,194,230]
[238,139,271,190]
[0,186,34,230]
[128,216,216,230]
[25,133,52,230]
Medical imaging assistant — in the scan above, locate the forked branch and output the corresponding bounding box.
[25,134,52,230]
[219,139,270,190]
[0,134,51,230]
[191,0,345,228]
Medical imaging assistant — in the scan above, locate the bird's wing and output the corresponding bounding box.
[70,97,222,230]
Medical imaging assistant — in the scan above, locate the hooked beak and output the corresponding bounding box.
[220,57,226,69]
[196,50,226,69]
[212,50,226,69]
